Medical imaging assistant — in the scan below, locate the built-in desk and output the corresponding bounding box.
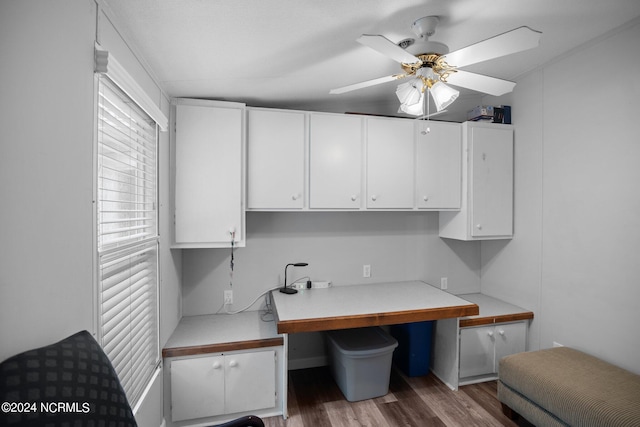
[271,280,479,334]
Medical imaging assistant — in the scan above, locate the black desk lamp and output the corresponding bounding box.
[280,262,309,294]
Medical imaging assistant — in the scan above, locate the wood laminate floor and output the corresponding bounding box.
[263,366,534,427]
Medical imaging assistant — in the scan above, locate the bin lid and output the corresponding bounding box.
[327,327,398,355]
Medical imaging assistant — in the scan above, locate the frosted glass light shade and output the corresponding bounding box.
[398,91,425,115]
[395,79,423,106]
[430,81,459,111]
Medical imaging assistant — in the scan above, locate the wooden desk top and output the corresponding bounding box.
[457,293,534,327]
[271,281,479,334]
[162,311,283,358]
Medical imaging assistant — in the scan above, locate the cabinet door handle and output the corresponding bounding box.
[423,196,429,202]
[212,361,222,369]
[487,330,494,338]
[499,330,505,336]
[476,224,483,230]
[292,193,301,201]
[351,194,358,201]
[371,195,378,202]
[228,360,238,368]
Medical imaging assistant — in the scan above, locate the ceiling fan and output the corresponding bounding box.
[330,16,542,116]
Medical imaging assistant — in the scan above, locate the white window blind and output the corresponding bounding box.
[97,76,159,409]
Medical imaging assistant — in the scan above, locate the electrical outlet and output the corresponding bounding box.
[440,277,448,290]
[224,290,233,305]
[363,264,371,278]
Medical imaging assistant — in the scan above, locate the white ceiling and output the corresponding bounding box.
[102,0,640,120]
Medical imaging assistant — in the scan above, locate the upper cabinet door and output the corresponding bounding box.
[247,109,305,210]
[415,121,461,210]
[469,126,513,237]
[366,117,414,209]
[309,113,363,209]
[174,101,245,247]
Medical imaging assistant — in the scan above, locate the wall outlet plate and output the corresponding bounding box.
[224,290,233,304]
[363,265,371,278]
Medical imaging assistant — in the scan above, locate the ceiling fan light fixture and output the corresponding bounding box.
[430,81,459,111]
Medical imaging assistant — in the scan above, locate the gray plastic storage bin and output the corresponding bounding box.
[326,327,398,401]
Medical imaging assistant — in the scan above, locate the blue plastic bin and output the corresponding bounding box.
[389,321,433,377]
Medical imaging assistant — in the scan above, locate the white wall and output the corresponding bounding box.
[0,0,97,361]
[481,18,640,374]
[0,1,181,425]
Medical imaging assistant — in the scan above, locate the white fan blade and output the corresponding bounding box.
[442,26,542,68]
[330,74,407,94]
[446,70,516,96]
[357,34,422,65]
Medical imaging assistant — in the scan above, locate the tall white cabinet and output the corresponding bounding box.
[172,99,245,248]
[439,121,513,240]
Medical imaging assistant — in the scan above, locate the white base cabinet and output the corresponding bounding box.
[170,350,276,422]
[459,322,526,384]
[431,294,533,390]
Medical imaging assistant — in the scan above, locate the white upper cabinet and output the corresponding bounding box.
[439,121,513,240]
[173,99,245,248]
[247,108,306,210]
[366,117,414,209]
[309,113,363,209]
[415,121,462,210]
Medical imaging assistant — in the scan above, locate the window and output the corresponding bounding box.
[96,76,159,409]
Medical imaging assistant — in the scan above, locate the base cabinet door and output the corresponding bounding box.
[171,355,225,421]
[494,322,527,364]
[224,351,276,414]
[459,326,495,378]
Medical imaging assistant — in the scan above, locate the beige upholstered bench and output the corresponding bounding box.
[497,347,640,426]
